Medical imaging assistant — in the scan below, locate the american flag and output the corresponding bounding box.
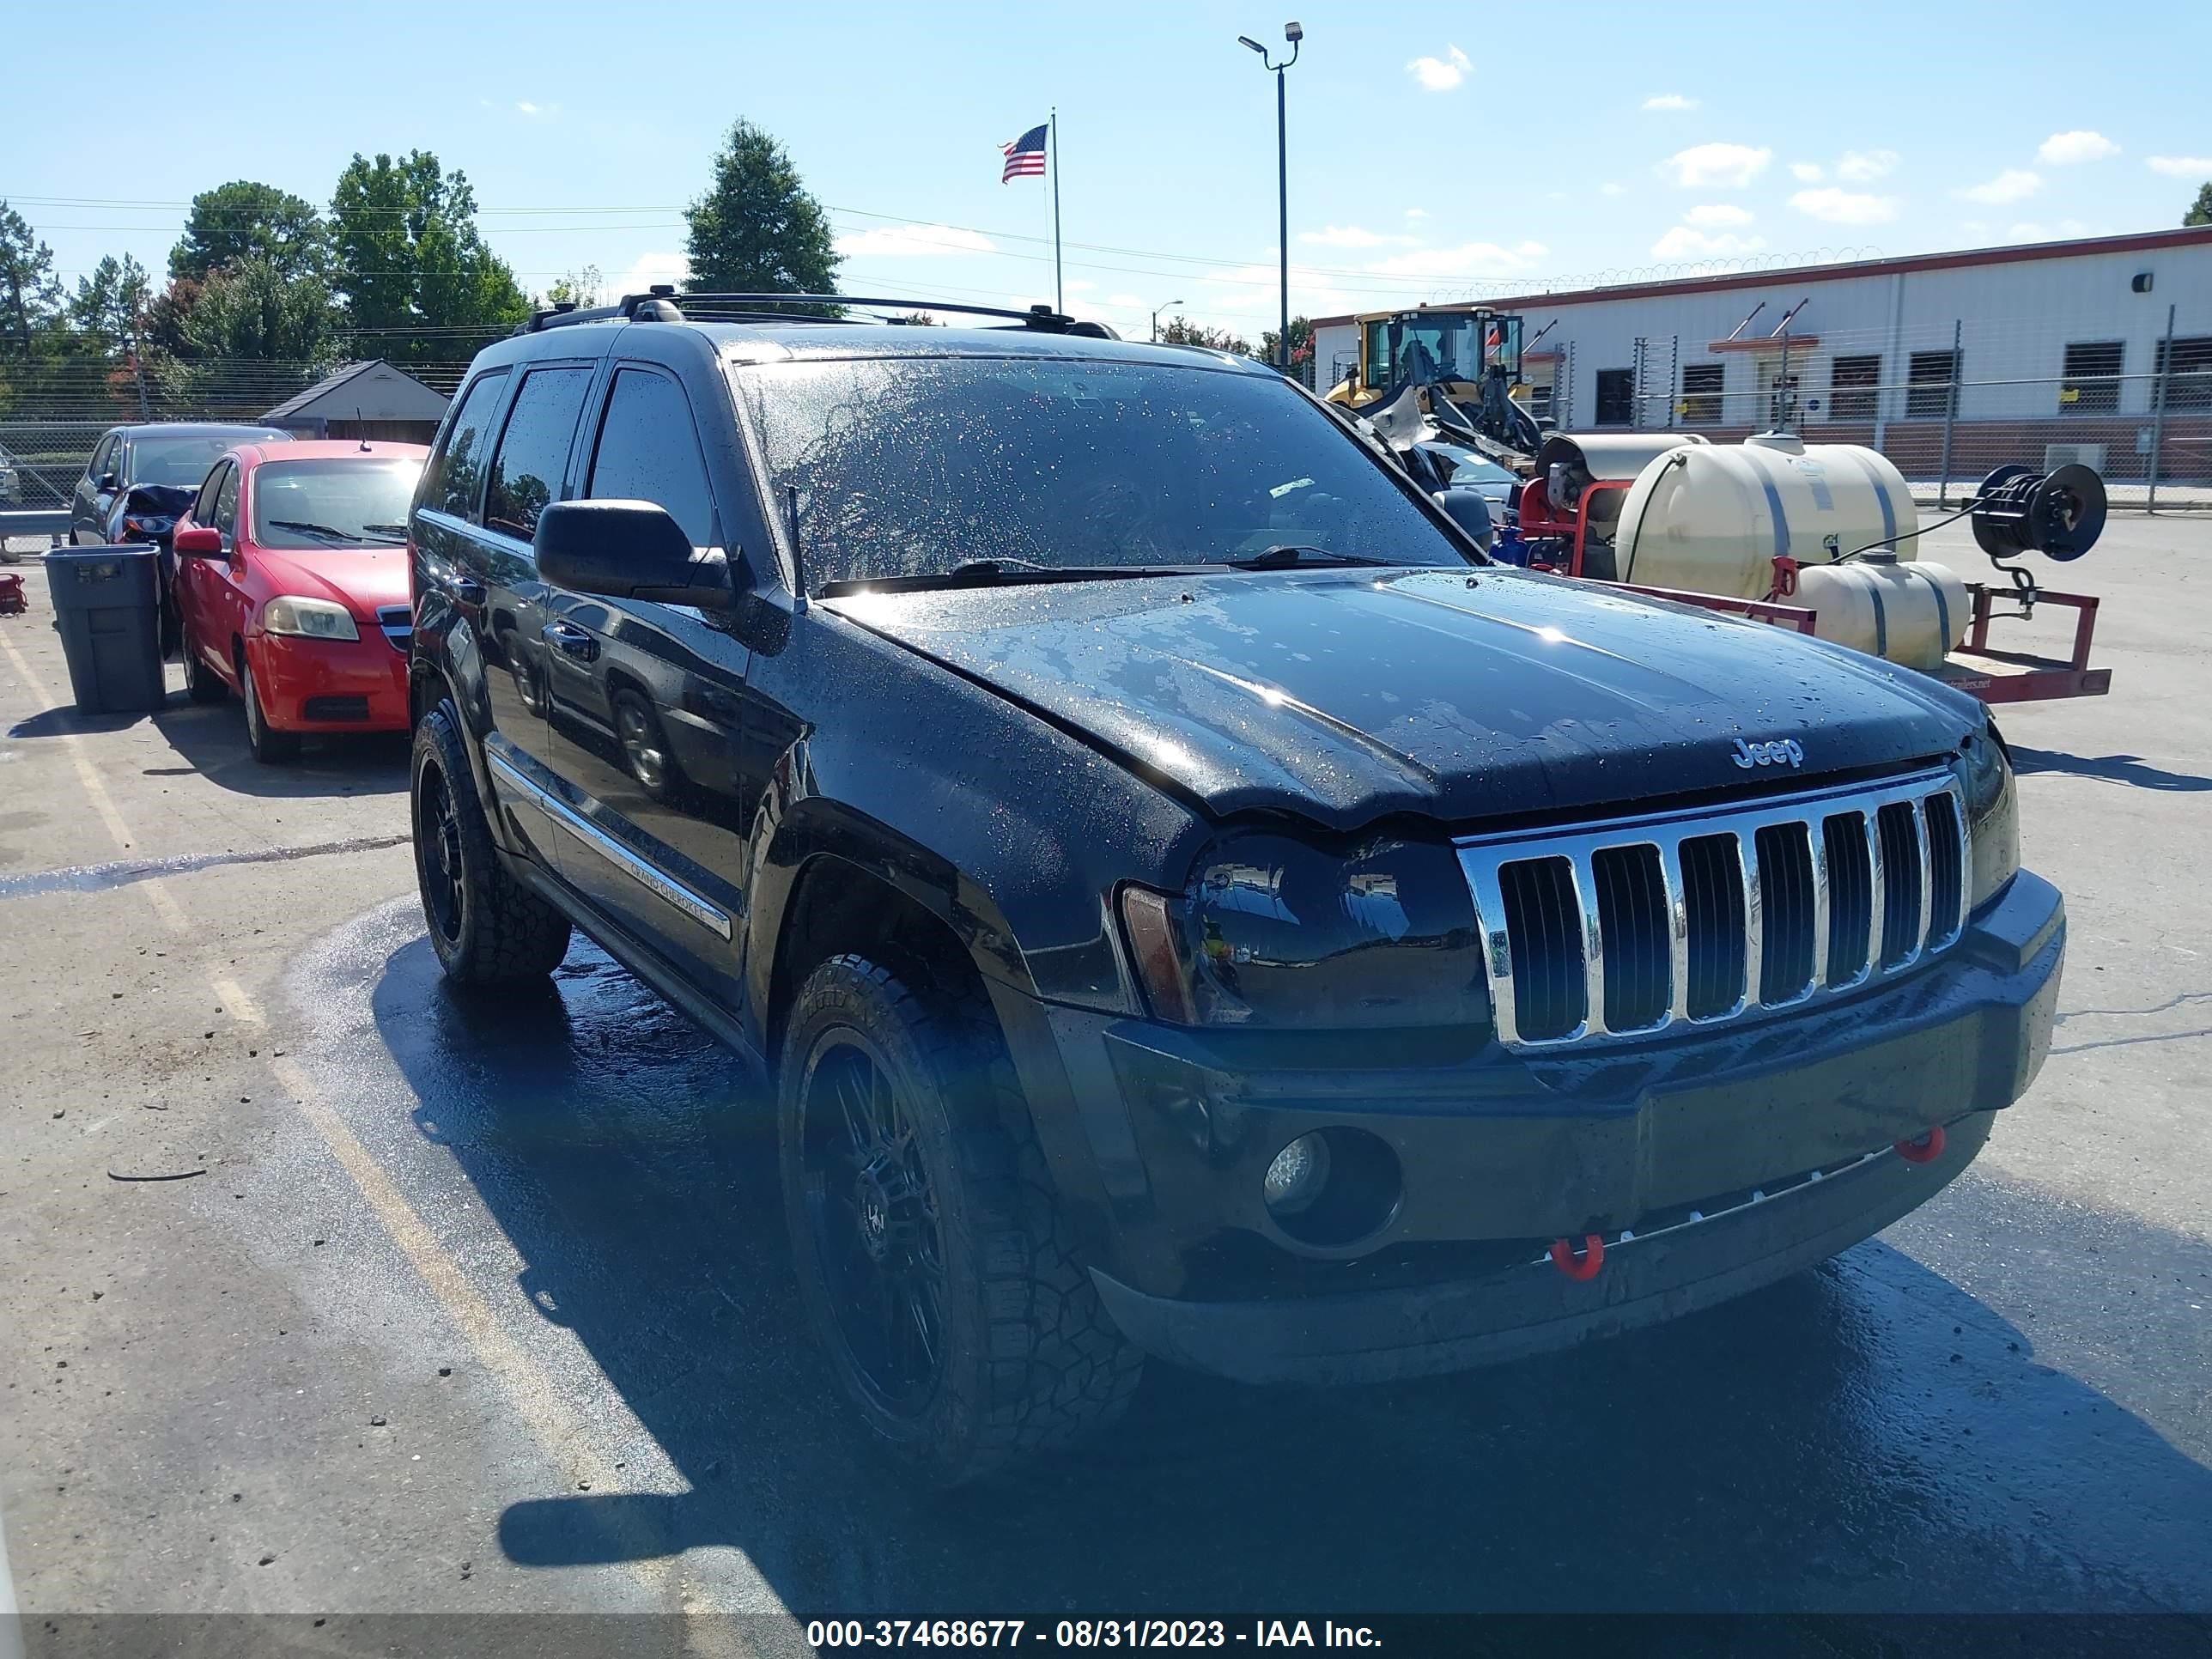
[1001,124,1048,183]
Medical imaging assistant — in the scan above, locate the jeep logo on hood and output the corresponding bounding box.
[1733,738,1806,769]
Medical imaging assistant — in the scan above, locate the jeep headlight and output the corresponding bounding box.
[1963,721,2018,909]
[1119,833,1489,1030]
[261,595,360,641]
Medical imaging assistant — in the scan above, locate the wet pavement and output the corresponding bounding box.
[274,898,2212,1618]
[3,520,2210,1636]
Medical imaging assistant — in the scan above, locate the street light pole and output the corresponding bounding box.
[1238,22,1302,374]
[1151,299,1184,343]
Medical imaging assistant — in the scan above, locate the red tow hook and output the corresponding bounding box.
[1895,1126,1948,1164]
[1549,1234,1606,1280]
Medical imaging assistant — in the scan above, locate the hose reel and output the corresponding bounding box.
[1967,462,2107,613]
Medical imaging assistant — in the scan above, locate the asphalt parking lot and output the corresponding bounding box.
[3,519,2209,1644]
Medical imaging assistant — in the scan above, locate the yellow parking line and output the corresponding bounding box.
[6,633,724,1628]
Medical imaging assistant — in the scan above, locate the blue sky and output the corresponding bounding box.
[9,0,2209,344]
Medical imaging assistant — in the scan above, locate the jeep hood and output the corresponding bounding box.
[824,566,1981,831]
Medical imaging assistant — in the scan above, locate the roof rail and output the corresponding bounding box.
[520,288,1111,337]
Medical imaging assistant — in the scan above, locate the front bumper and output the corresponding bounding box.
[252,630,410,732]
[1019,869,2063,1383]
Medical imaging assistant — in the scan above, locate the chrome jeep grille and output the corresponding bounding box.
[376,604,412,652]
[1456,767,1970,1050]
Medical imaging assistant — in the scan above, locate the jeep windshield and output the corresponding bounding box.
[731,355,1480,592]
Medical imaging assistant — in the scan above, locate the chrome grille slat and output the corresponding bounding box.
[1456,769,1967,1053]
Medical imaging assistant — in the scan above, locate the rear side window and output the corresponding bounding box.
[88,435,117,483]
[192,461,229,526]
[423,369,509,520]
[485,367,593,542]
[586,368,718,549]
[214,464,241,538]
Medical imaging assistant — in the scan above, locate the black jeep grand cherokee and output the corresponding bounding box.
[404,292,2060,1483]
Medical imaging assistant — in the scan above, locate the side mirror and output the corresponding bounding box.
[532,499,742,609]
[1433,488,1495,552]
[173,525,224,557]
[99,471,121,491]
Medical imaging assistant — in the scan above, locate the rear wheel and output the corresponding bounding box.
[780,954,1142,1485]
[240,657,300,763]
[410,702,573,984]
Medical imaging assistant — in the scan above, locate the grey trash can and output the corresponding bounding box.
[46,546,167,714]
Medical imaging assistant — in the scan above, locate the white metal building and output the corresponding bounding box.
[1310,226,2212,482]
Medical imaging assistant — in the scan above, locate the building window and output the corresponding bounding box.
[2154,336,2212,412]
[2060,342,2124,413]
[1595,368,1636,426]
[1679,363,1723,424]
[1829,354,1881,422]
[1906,349,1960,419]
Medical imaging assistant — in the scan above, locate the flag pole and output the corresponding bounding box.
[1050,106,1063,313]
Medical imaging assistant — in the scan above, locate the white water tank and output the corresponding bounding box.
[1615,432,1923,601]
[1791,557,1971,671]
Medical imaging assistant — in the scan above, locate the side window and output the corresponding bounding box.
[88,435,117,483]
[423,368,510,521]
[214,464,241,538]
[485,366,593,542]
[192,461,229,526]
[585,368,719,549]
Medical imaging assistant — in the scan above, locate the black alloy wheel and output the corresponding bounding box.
[798,1033,947,1416]
[416,759,466,950]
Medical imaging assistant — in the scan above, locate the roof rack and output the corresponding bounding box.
[522,287,1109,336]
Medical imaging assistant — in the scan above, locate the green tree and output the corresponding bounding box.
[2185,180,2212,228]
[179,256,340,362]
[0,199,64,357]
[329,151,528,361]
[69,254,156,357]
[684,120,841,299]
[1259,315,1315,374]
[170,181,330,283]
[541,265,604,308]
[1159,316,1255,356]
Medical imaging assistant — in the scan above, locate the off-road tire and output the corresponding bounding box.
[410,701,572,984]
[779,954,1143,1486]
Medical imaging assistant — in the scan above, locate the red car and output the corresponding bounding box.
[171,441,428,763]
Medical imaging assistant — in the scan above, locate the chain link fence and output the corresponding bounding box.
[1562,309,2212,507]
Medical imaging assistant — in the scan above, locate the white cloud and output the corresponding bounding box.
[1298,224,1410,248]
[1662,143,1771,188]
[1064,278,1099,293]
[1790,161,1825,183]
[1651,227,1766,259]
[2147,155,2212,177]
[1600,181,1626,196]
[2038,131,2119,165]
[834,223,997,258]
[1363,240,1549,278]
[616,252,688,295]
[1685,203,1755,228]
[1642,93,1698,112]
[1404,207,1429,220]
[2005,218,2089,243]
[1105,293,1144,307]
[1960,219,1990,237]
[1957,168,2041,204]
[1836,148,1899,182]
[1406,46,1470,91]
[1789,187,1899,225]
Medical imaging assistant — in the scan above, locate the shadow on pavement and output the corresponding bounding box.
[2008,746,2212,793]
[7,702,152,738]
[367,933,2212,1617]
[149,699,409,798]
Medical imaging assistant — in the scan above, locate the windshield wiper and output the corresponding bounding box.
[361,522,410,542]
[817,561,1207,597]
[267,519,374,545]
[1224,544,1395,570]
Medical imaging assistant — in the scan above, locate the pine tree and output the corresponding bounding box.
[684,121,842,301]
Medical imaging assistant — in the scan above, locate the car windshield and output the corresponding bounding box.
[732,355,1475,589]
[251,459,422,550]
[1449,455,1515,487]
[128,434,252,487]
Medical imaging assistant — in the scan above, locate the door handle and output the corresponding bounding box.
[449,576,487,605]
[541,621,599,662]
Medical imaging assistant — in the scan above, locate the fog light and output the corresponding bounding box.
[1263,1133,1331,1218]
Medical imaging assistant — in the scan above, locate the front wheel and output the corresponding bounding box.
[410,702,573,983]
[240,657,300,763]
[181,629,226,704]
[779,955,1142,1485]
